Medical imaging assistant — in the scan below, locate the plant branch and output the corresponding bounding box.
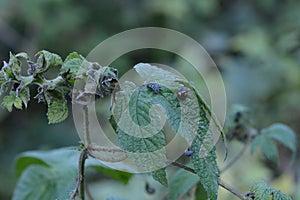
[218,179,246,200]
[171,161,246,200]
[70,148,88,200]
[83,105,91,145]
[220,139,250,173]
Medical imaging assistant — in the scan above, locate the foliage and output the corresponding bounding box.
[13,148,132,200]
[0,51,118,124]
[251,123,297,165]
[246,180,292,200]
[0,51,295,200]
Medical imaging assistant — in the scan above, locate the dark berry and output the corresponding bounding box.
[177,88,188,100]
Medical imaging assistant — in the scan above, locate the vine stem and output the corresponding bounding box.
[70,105,91,200]
[171,162,246,200]
[69,148,88,200]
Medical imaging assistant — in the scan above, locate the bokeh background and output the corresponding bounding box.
[0,0,299,199]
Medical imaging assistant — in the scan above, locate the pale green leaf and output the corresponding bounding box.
[47,99,68,124]
[251,123,297,164]
[1,91,25,111]
[169,169,199,200]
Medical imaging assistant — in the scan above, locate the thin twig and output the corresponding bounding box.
[70,148,88,200]
[171,161,196,174]
[171,161,246,200]
[220,139,250,173]
[83,105,91,145]
[218,179,246,200]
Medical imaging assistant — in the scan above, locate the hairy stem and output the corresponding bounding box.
[218,179,246,200]
[70,148,88,200]
[83,105,91,145]
[171,162,246,200]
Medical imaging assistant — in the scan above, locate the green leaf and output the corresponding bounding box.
[18,87,30,108]
[195,182,208,200]
[61,52,84,80]
[91,165,133,184]
[47,98,68,124]
[113,83,169,171]
[64,51,85,62]
[35,50,63,73]
[249,180,272,200]
[1,91,24,111]
[272,189,292,200]
[13,148,81,200]
[15,52,29,60]
[248,180,292,200]
[251,123,297,164]
[152,168,168,187]
[191,105,219,200]
[15,156,49,177]
[13,148,134,200]
[169,169,199,200]
[111,63,203,172]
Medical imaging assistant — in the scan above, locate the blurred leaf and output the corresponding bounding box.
[13,148,133,200]
[15,157,49,177]
[105,196,128,200]
[13,148,80,200]
[91,165,133,184]
[152,168,168,187]
[251,123,297,164]
[169,169,199,200]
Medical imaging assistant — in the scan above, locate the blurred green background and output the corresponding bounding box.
[0,0,299,199]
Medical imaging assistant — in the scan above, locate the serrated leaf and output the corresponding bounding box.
[169,169,199,200]
[152,168,168,187]
[113,84,169,171]
[251,123,297,165]
[191,106,219,200]
[18,87,30,108]
[1,91,24,111]
[248,180,292,200]
[249,180,272,200]
[9,52,21,77]
[47,99,68,124]
[35,50,63,73]
[272,189,292,200]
